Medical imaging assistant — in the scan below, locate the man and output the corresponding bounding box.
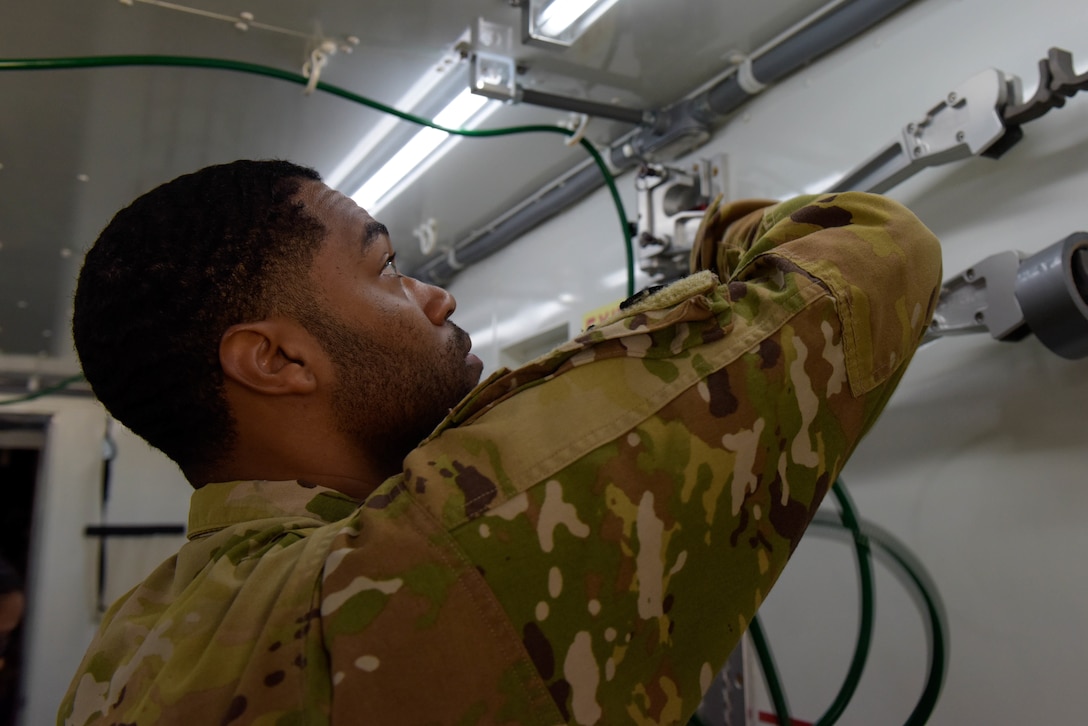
[60,159,941,725]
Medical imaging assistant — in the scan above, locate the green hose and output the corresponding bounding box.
[806,513,948,726]
[0,54,636,297]
[751,478,876,726]
[751,478,944,726]
[749,613,793,725]
[816,480,876,726]
[0,373,86,405]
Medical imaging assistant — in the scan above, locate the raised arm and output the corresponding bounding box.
[692,191,943,401]
[321,192,942,724]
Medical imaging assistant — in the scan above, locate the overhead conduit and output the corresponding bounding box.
[415,0,920,286]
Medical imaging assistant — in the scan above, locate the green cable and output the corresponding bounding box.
[0,373,86,405]
[748,614,792,726]
[751,478,876,726]
[808,515,948,726]
[816,480,876,726]
[0,55,636,297]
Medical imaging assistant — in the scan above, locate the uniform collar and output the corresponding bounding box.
[187,479,361,539]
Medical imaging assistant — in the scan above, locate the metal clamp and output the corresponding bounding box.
[1014,232,1088,359]
[927,234,1088,359]
[926,250,1027,342]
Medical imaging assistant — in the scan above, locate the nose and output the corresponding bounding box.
[405,276,456,325]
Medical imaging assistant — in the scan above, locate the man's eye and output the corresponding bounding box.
[382,255,400,276]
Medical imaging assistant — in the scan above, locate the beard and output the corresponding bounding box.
[303,307,478,459]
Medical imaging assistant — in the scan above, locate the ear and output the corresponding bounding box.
[219,320,320,395]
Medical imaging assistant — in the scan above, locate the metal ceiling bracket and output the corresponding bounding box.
[470,51,519,102]
[468,53,651,125]
[468,15,651,124]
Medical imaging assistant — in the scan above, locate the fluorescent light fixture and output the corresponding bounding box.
[523,0,621,47]
[325,60,455,190]
[350,89,495,213]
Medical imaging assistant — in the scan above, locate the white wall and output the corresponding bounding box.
[446,0,1088,723]
[1,394,189,726]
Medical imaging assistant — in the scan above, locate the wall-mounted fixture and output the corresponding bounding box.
[471,14,652,125]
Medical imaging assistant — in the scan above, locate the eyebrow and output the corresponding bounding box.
[364,220,390,250]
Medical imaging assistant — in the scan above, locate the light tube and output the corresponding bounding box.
[537,0,603,37]
[526,0,621,45]
[351,89,492,213]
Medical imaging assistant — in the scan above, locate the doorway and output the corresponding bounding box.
[0,415,47,726]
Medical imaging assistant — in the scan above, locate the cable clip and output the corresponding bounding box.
[562,112,590,147]
[413,218,439,256]
[302,40,337,95]
[736,55,767,95]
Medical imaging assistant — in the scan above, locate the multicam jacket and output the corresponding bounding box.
[59,192,942,725]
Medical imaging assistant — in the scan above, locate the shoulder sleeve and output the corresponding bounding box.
[392,192,941,723]
[692,192,943,393]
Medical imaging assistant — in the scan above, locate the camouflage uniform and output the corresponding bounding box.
[59,192,941,725]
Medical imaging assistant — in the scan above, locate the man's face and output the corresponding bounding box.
[297,181,484,457]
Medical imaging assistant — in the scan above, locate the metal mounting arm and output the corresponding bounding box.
[828,47,1088,193]
[828,69,1015,193]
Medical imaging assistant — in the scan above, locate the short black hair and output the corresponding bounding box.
[72,160,326,482]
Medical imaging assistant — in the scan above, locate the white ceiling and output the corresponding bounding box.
[0,0,835,367]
